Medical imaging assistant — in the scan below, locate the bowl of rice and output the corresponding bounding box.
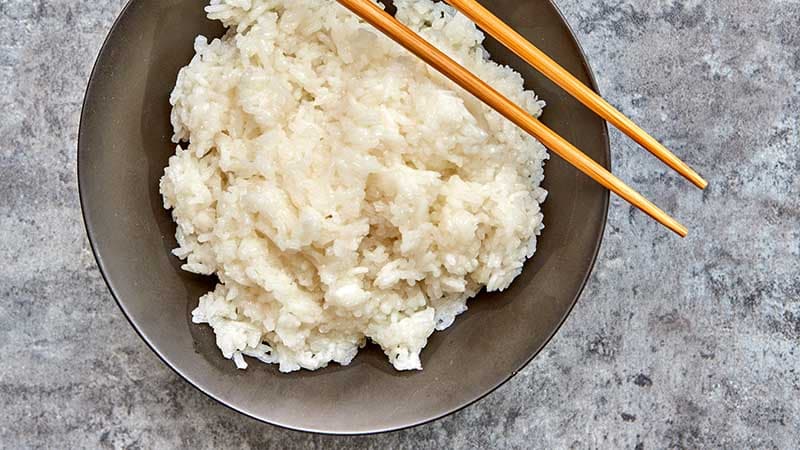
[79,0,609,434]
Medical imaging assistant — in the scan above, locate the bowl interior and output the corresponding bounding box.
[79,0,608,434]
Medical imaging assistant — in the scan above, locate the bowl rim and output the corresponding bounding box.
[78,0,609,435]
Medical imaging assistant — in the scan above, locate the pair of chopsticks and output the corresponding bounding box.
[337,0,707,237]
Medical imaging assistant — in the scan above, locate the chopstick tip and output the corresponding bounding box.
[662,213,688,237]
[686,170,708,190]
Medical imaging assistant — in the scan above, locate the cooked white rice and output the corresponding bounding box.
[160,0,548,372]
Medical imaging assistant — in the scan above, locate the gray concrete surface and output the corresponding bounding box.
[1,0,798,448]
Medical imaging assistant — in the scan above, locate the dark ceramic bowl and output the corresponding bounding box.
[78,0,608,434]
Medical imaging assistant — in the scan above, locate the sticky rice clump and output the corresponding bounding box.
[160,0,548,372]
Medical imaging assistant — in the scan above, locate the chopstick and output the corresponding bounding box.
[336,0,688,237]
[444,0,708,190]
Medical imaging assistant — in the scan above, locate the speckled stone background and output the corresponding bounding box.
[1,0,798,448]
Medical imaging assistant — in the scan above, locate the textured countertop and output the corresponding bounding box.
[2,0,798,448]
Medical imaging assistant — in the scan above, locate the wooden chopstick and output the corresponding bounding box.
[336,0,687,237]
[445,0,707,190]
